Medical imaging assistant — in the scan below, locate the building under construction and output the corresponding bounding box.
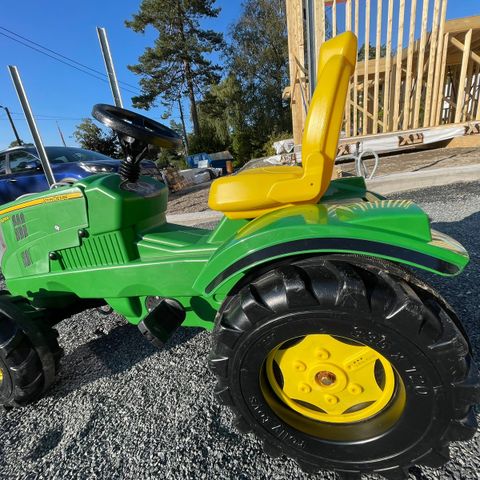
[286,0,480,152]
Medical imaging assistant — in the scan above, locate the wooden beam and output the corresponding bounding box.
[413,0,430,128]
[383,0,394,132]
[444,15,480,34]
[402,0,418,129]
[392,0,406,131]
[450,36,480,66]
[455,29,473,123]
[423,0,441,127]
[348,99,385,127]
[373,0,383,134]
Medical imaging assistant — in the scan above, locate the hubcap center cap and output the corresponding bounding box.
[316,370,336,387]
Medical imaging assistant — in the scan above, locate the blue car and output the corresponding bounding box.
[0,145,161,204]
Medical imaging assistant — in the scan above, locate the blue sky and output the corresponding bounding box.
[0,0,241,149]
[0,0,478,150]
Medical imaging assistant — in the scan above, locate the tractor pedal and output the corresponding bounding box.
[138,297,186,348]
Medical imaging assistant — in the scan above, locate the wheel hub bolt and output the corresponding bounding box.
[316,371,336,386]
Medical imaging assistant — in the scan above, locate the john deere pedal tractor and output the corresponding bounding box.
[0,32,478,479]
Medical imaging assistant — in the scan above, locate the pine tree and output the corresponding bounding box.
[126,0,224,137]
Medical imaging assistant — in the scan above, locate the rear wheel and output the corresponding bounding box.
[0,294,62,407]
[209,257,480,479]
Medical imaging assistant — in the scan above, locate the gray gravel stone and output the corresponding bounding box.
[0,181,479,479]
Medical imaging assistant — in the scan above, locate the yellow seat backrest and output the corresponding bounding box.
[302,31,357,197]
[207,32,357,219]
[269,31,358,204]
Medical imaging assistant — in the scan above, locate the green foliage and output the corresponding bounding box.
[73,119,121,158]
[157,149,187,169]
[228,0,291,137]
[187,0,292,164]
[126,0,224,136]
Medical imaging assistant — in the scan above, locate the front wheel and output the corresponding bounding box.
[209,257,480,479]
[0,295,62,407]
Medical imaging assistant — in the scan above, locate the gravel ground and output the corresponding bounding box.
[341,147,480,177]
[1,182,479,480]
[167,183,210,215]
[166,147,480,215]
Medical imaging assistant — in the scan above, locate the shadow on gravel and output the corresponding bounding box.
[46,323,204,401]
[425,211,480,360]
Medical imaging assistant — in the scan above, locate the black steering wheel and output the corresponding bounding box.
[92,104,182,149]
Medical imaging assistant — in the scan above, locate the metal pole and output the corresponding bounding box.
[97,27,124,108]
[8,66,56,187]
[0,105,22,145]
[305,0,317,99]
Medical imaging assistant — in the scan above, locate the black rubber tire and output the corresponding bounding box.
[209,257,480,480]
[0,294,62,407]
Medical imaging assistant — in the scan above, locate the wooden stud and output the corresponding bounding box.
[315,0,326,53]
[423,0,442,127]
[473,63,480,121]
[362,0,371,135]
[430,0,448,126]
[464,59,475,121]
[413,0,430,128]
[353,0,359,135]
[465,49,479,121]
[286,0,306,144]
[345,0,353,136]
[402,0,418,129]
[392,0,406,131]
[373,0,383,134]
[476,66,480,121]
[455,29,473,123]
[345,0,352,30]
[435,32,450,124]
[382,0,394,132]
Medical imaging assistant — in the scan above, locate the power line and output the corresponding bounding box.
[0,25,141,92]
[7,111,86,119]
[2,116,85,122]
[0,29,140,96]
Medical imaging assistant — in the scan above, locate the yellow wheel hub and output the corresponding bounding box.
[0,367,3,386]
[265,334,396,424]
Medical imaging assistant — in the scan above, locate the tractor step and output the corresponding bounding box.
[137,297,186,348]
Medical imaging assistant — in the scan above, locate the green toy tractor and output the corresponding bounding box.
[0,32,478,479]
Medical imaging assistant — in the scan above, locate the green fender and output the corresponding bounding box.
[195,200,469,298]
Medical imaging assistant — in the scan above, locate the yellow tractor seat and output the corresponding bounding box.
[208,32,358,220]
[209,165,304,219]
